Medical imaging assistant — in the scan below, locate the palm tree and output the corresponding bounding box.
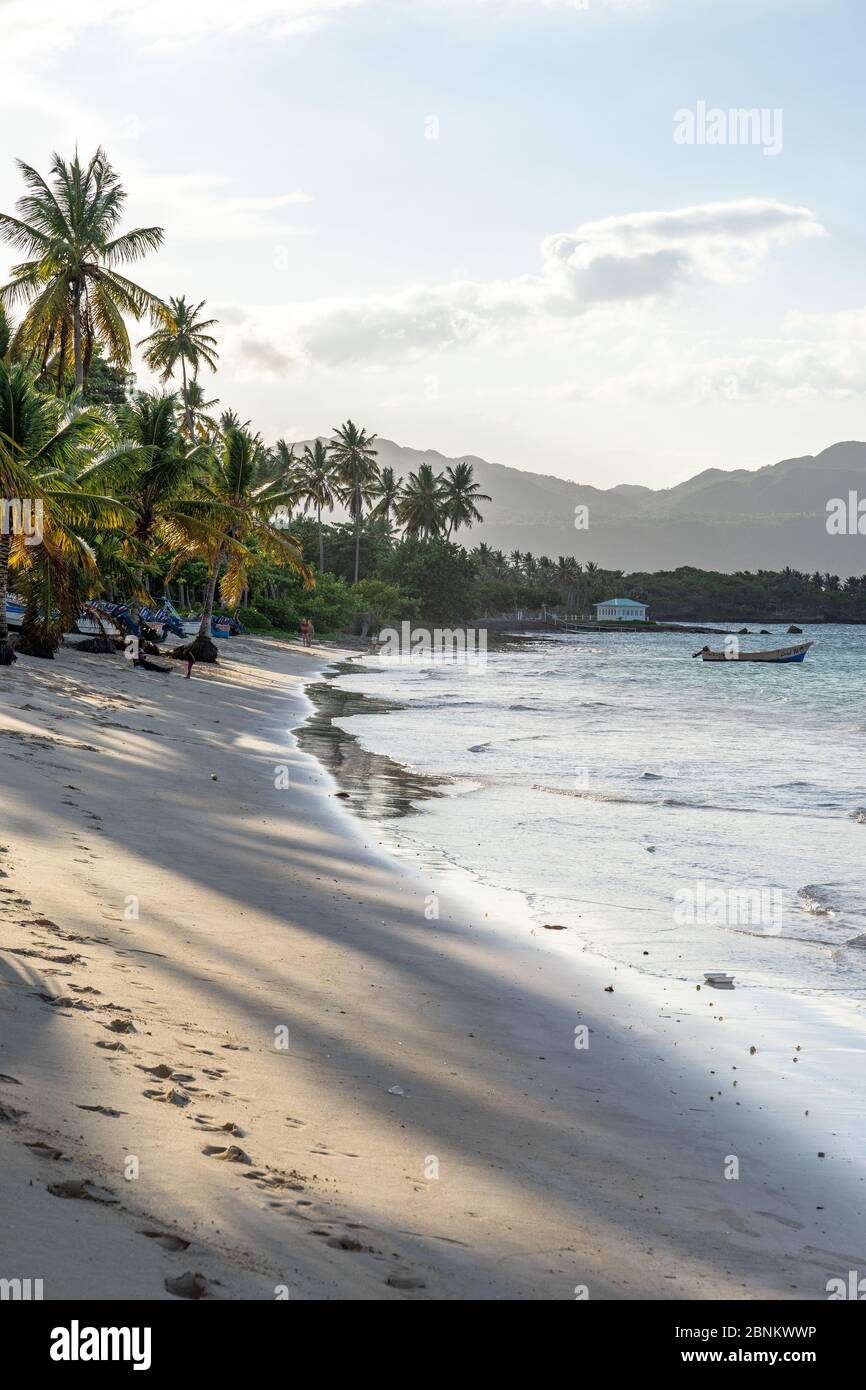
[0,362,130,662]
[330,420,379,584]
[182,378,220,440]
[441,461,490,538]
[299,439,337,571]
[0,147,169,390]
[369,465,401,529]
[99,391,231,635]
[395,462,447,539]
[189,425,312,660]
[139,296,218,436]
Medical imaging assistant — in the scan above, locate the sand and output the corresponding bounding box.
[0,634,860,1300]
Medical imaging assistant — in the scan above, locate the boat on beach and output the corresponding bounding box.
[696,640,813,664]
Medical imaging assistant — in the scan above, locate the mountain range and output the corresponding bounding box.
[335,438,866,577]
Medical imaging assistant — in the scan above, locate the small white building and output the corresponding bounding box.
[594,597,648,622]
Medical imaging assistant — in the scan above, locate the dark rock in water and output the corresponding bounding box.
[788,624,803,634]
[738,628,749,635]
[760,629,771,635]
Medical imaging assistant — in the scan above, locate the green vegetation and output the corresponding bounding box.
[1,146,863,669]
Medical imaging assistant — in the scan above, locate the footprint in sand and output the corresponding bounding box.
[201,1144,251,1163]
[137,1063,175,1080]
[284,1116,307,1129]
[76,1103,123,1118]
[47,1178,117,1204]
[138,1230,190,1253]
[144,1087,190,1107]
[195,1119,246,1137]
[105,1018,136,1033]
[164,1271,213,1300]
[95,1040,126,1052]
[0,1102,26,1124]
[0,1073,22,1085]
[25,1140,65,1161]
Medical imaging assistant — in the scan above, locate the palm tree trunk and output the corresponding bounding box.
[0,531,16,664]
[353,508,361,585]
[72,285,84,391]
[178,556,220,662]
[317,503,324,572]
[180,356,194,436]
[198,562,219,637]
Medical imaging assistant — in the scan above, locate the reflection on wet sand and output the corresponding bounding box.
[297,667,449,820]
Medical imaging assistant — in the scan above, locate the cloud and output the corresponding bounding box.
[236,336,296,376]
[273,199,825,365]
[0,1,365,60]
[126,171,312,243]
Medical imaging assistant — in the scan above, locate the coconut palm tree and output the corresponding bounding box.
[0,362,131,662]
[298,439,337,571]
[139,296,218,436]
[182,378,220,441]
[187,425,312,660]
[441,461,490,538]
[395,462,447,539]
[0,147,169,390]
[96,391,236,637]
[329,420,379,584]
[369,465,401,529]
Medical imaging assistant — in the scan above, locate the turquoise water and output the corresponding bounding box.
[331,625,866,995]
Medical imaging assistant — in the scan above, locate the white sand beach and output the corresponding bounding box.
[0,636,860,1300]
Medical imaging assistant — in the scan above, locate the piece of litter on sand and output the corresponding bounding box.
[704,971,735,986]
[541,923,565,931]
[387,1086,405,1096]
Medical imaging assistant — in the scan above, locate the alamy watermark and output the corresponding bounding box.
[674,880,783,933]
[0,498,43,546]
[827,492,866,534]
[674,102,783,157]
[375,622,487,667]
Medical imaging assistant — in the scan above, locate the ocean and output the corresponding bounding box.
[321,624,866,1000]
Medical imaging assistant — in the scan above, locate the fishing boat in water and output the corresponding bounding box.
[695,640,813,664]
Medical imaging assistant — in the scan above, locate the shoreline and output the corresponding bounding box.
[0,635,860,1299]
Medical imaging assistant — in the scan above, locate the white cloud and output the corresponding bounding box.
[0,0,365,61]
[231,199,823,367]
[126,171,312,243]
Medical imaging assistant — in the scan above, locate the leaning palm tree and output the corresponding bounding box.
[395,462,447,540]
[0,147,169,390]
[330,420,379,584]
[441,461,490,538]
[0,362,131,662]
[185,425,312,661]
[139,296,218,436]
[298,439,337,571]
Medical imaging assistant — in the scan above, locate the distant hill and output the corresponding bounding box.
[295,438,866,576]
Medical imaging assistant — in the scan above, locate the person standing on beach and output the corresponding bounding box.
[300,618,313,648]
[306,617,315,647]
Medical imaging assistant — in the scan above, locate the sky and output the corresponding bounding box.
[1,0,864,488]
